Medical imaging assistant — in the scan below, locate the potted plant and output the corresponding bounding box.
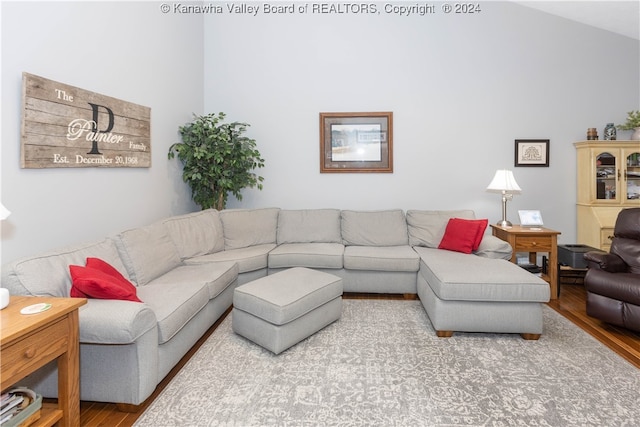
[168,112,265,210]
[617,110,640,140]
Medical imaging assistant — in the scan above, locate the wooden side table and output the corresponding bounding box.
[490,225,561,299]
[1,295,86,427]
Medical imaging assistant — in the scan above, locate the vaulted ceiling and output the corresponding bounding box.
[517,1,639,40]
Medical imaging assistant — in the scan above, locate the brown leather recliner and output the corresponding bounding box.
[584,207,640,333]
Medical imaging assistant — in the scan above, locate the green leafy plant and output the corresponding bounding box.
[617,110,640,130]
[168,112,265,210]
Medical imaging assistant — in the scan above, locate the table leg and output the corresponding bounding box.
[549,238,558,299]
[57,310,81,427]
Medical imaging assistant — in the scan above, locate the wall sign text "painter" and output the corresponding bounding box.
[21,72,151,168]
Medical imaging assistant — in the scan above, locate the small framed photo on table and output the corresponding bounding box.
[518,210,544,228]
[515,139,549,167]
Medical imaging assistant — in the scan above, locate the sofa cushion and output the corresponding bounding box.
[344,246,420,272]
[341,210,408,246]
[162,209,224,259]
[414,246,549,302]
[69,264,141,302]
[114,222,182,286]
[147,262,238,300]
[269,243,344,269]
[407,210,476,248]
[1,238,127,297]
[277,209,342,244]
[219,208,280,250]
[185,244,276,273]
[438,218,488,254]
[136,281,210,344]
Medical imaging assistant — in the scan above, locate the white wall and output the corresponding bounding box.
[204,1,639,244]
[1,1,204,261]
[1,1,638,264]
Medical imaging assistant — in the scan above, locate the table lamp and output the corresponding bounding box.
[486,169,521,227]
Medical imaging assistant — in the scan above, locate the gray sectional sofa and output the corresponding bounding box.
[1,207,550,408]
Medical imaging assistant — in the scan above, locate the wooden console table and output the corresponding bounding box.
[490,225,561,299]
[1,295,86,427]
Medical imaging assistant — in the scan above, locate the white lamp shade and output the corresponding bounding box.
[486,170,522,193]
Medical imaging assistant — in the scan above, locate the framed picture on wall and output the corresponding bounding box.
[515,139,549,167]
[320,112,393,173]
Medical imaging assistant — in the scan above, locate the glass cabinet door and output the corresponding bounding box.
[595,152,616,200]
[626,151,640,200]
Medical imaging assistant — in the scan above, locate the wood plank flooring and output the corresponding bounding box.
[72,285,640,426]
[547,282,640,369]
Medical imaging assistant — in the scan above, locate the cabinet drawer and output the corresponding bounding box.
[0,318,69,387]
[601,228,615,245]
[514,236,552,251]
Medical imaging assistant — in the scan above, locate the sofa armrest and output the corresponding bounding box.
[78,299,157,345]
[473,235,512,260]
[584,251,627,273]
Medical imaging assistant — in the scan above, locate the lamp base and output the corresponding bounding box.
[496,220,513,228]
[0,288,9,309]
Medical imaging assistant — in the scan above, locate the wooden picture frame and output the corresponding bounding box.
[515,139,549,167]
[320,112,393,173]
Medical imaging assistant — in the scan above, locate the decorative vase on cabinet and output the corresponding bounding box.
[575,140,640,251]
[604,123,617,140]
[631,127,640,141]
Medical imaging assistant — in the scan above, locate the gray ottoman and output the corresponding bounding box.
[232,267,343,354]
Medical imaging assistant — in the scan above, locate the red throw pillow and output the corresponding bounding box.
[86,257,140,300]
[69,264,141,302]
[86,257,132,287]
[438,218,489,254]
[69,285,90,298]
[470,219,489,250]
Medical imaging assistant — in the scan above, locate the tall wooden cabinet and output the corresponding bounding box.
[575,140,640,251]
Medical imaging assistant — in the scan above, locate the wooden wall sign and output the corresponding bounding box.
[21,72,151,168]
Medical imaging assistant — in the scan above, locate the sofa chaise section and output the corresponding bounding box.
[416,247,550,338]
[406,210,549,338]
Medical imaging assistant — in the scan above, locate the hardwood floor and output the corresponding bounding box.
[547,282,640,369]
[74,285,640,426]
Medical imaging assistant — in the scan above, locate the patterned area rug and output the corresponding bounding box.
[135,300,640,426]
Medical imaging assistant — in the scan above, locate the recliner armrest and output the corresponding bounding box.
[585,269,640,306]
[584,251,627,273]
